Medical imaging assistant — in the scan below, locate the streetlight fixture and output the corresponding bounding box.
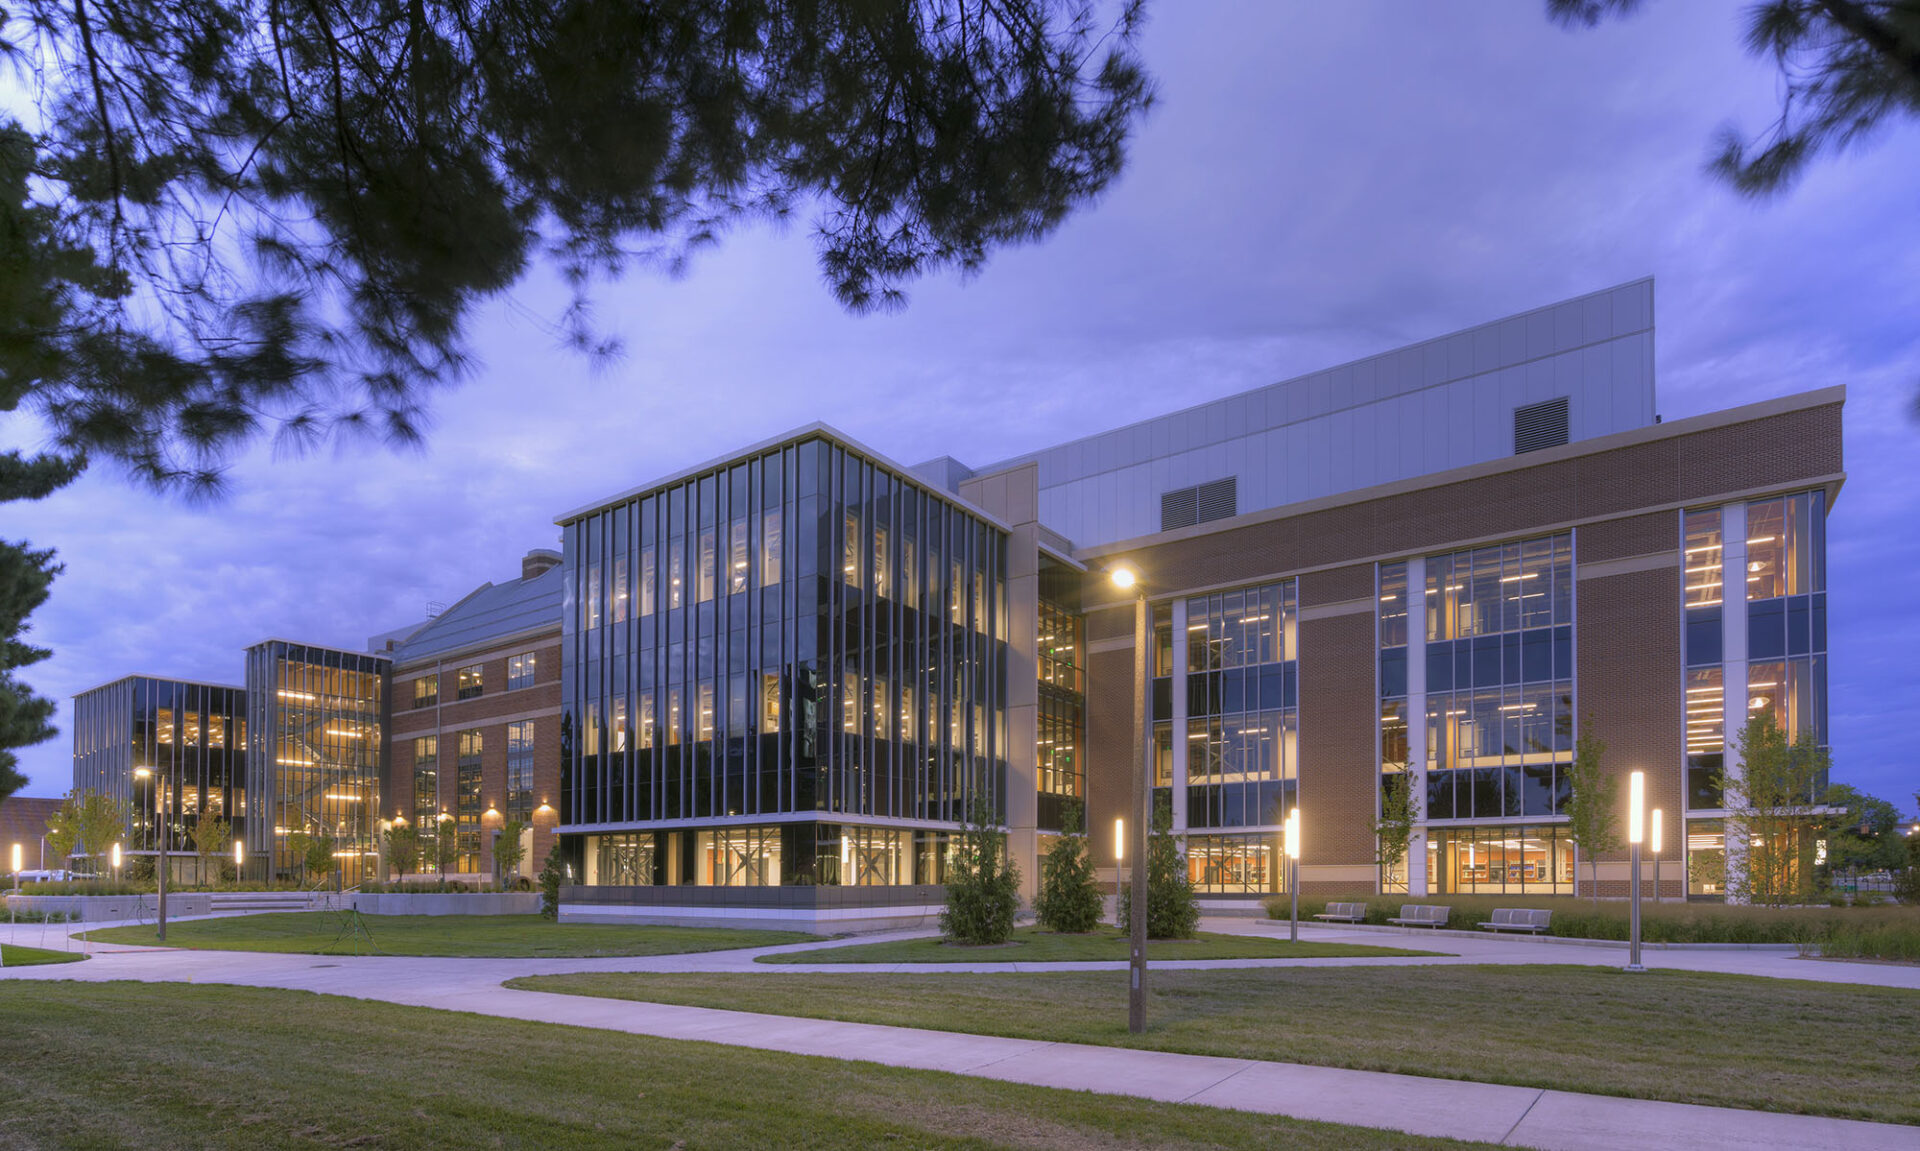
[111,842,121,875]
[10,843,21,925]
[134,766,168,941]
[1650,808,1664,905]
[1625,771,1645,972]
[235,837,246,883]
[1284,807,1301,943]
[1109,562,1149,1035]
[1113,817,1125,915]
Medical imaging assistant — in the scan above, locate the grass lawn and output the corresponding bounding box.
[511,965,1920,1125]
[0,944,84,966]
[763,925,1441,964]
[0,982,1491,1150]
[85,913,817,958]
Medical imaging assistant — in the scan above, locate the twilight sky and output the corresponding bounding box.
[9,2,1918,812]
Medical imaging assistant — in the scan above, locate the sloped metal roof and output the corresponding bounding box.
[391,564,562,665]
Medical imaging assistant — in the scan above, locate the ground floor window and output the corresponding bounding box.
[1687,819,1726,897]
[1186,833,1281,894]
[577,823,954,886]
[1427,824,1573,895]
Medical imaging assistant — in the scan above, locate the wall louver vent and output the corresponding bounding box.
[1161,477,1238,531]
[1513,396,1570,455]
[1160,487,1198,531]
[1196,477,1238,523]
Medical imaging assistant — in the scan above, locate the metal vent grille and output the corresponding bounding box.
[1514,396,1570,455]
[1161,478,1238,531]
[1196,477,1238,523]
[1160,487,1198,531]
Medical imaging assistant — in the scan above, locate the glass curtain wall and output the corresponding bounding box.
[561,435,1010,886]
[1683,490,1827,896]
[1378,534,1575,896]
[71,676,247,882]
[245,642,389,885]
[1184,582,1298,834]
[1036,562,1085,832]
[1422,536,1574,821]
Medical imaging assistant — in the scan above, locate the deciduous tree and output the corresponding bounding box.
[1562,720,1620,903]
[1717,711,1830,906]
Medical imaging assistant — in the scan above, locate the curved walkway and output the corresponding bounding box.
[4,915,1917,1150]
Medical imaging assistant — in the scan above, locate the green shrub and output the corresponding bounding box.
[537,846,566,921]
[1117,796,1199,940]
[1267,891,1920,947]
[1033,801,1103,934]
[941,795,1022,945]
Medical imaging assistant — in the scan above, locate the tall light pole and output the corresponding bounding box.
[1113,817,1125,917]
[136,766,167,941]
[1650,808,1664,905]
[1625,770,1645,972]
[1111,564,1150,1035]
[1284,807,1300,943]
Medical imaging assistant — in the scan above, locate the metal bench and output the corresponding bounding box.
[1385,904,1451,928]
[1312,901,1368,923]
[1479,908,1552,934]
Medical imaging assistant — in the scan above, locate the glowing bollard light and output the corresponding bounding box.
[1626,771,1646,972]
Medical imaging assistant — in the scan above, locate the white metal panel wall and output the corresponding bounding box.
[981,281,1656,549]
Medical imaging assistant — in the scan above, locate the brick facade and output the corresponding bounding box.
[1065,391,1842,893]
[387,634,563,879]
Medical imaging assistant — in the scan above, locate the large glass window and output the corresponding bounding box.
[412,676,437,709]
[456,664,483,701]
[1187,833,1280,894]
[1185,581,1297,830]
[1684,508,1723,608]
[1412,533,1574,822]
[507,721,534,822]
[413,736,438,826]
[508,652,537,691]
[1430,824,1574,895]
[456,729,482,871]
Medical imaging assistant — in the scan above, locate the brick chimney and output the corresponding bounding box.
[522,548,562,581]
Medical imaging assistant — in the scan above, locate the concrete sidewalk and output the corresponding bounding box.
[3,916,1917,1149]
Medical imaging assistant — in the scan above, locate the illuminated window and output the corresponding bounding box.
[697,529,717,603]
[507,653,536,691]
[729,517,749,594]
[1684,508,1723,607]
[506,722,534,822]
[413,676,437,710]
[456,664,483,700]
[612,556,629,623]
[759,512,782,586]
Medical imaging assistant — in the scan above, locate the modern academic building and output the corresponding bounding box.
[70,279,1842,922]
[546,279,1843,926]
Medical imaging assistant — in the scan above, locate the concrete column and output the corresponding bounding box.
[1171,598,1189,834]
[1718,502,1749,903]
[1405,556,1429,897]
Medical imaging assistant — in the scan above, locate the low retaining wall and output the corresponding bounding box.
[560,883,946,933]
[351,893,540,916]
[7,893,221,922]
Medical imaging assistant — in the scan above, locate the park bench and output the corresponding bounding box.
[1479,908,1553,934]
[1386,904,1451,928]
[1312,902,1368,923]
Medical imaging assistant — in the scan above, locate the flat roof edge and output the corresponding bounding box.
[552,421,1014,534]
